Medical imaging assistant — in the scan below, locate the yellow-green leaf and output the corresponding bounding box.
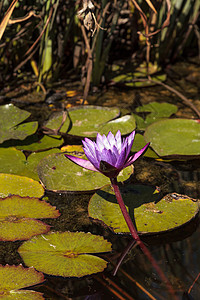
[18,231,112,277]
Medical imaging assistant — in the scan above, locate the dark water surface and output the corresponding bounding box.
[1,60,200,299]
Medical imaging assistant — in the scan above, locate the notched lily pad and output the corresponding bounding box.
[144,119,200,158]
[0,147,61,181]
[0,264,44,299]
[0,195,60,241]
[43,111,70,135]
[0,174,44,198]
[44,106,136,139]
[18,231,112,277]
[0,104,38,144]
[67,106,120,138]
[37,153,133,193]
[133,102,178,130]
[88,184,199,235]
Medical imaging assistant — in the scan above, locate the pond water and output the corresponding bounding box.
[0,60,200,299]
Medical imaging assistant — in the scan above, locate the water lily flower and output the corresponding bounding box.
[65,130,149,178]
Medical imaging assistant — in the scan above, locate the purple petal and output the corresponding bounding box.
[96,133,104,151]
[82,138,96,152]
[107,131,115,147]
[126,131,135,151]
[102,134,111,150]
[100,148,116,166]
[83,147,100,170]
[115,130,122,151]
[124,143,150,168]
[65,155,99,172]
[115,146,127,169]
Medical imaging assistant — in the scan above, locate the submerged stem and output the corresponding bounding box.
[110,177,178,300]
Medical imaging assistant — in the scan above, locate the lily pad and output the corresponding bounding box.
[0,148,61,181]
[133,102,178,130]
[18,231,112,277]
[132,134,159,159]
[0,195,60,241]
[44,106,136,139]
[0,174,44,198]
[88,184,199,234]
[0,104,38,144]
[37,153,133,193]
[0,147,27,175]
[15,135,64,152]
[111,62,167,87]
[99,115,136,136]
[144,119,200,158]
[0,264,44,299]
[26,149,61,180]
[43,111,70,135]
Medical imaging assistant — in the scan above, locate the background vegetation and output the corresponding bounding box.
[0,0,199,96]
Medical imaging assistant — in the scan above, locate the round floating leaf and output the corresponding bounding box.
[99,115,136,136]
[18,231,112,277]
[0,104,38,144]
[0,148,61,181]
[132,134,159,159]
[0,174,44,198]
[111,63,167,87]
[16,135,64,152]
[0,195,60,241]
[37,153,133,192]
[125,74,167,87]
[144,119,200,158]
[0,147,27,175]
[0,264,44,299]
[135,102,178,116]
[133,102,178,130]
[67,106,120,138]
[26,149,61,180]
[43,111,70,135]
[88,184,199,234]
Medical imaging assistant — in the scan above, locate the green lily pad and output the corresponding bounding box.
[88,184,199,234]
[26,149,62,180]
[111,62,167,87]
[18,231,112,277]
[67,106,120,138]
[125,74,167,87]
[132,134,159,159]
[144,119,200,158]
[0,174,44,198]
[0,195,60,241]
[37,153,133,193]
[44,106,135,139]
[0,264,44,299]
[99,115,136,136]
[133,102,178,130]
[0,147,27,175]
[0,104,38,144]
[0,148,61,181]
[43,111,70,135]
[15,135,64,152]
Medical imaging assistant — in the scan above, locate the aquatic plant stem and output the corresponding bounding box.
[110,177,178,300]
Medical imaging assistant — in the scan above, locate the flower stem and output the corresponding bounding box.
[110,177,178,300]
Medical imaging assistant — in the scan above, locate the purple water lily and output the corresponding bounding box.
[65,130,149,178]
[64,131,176,296]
